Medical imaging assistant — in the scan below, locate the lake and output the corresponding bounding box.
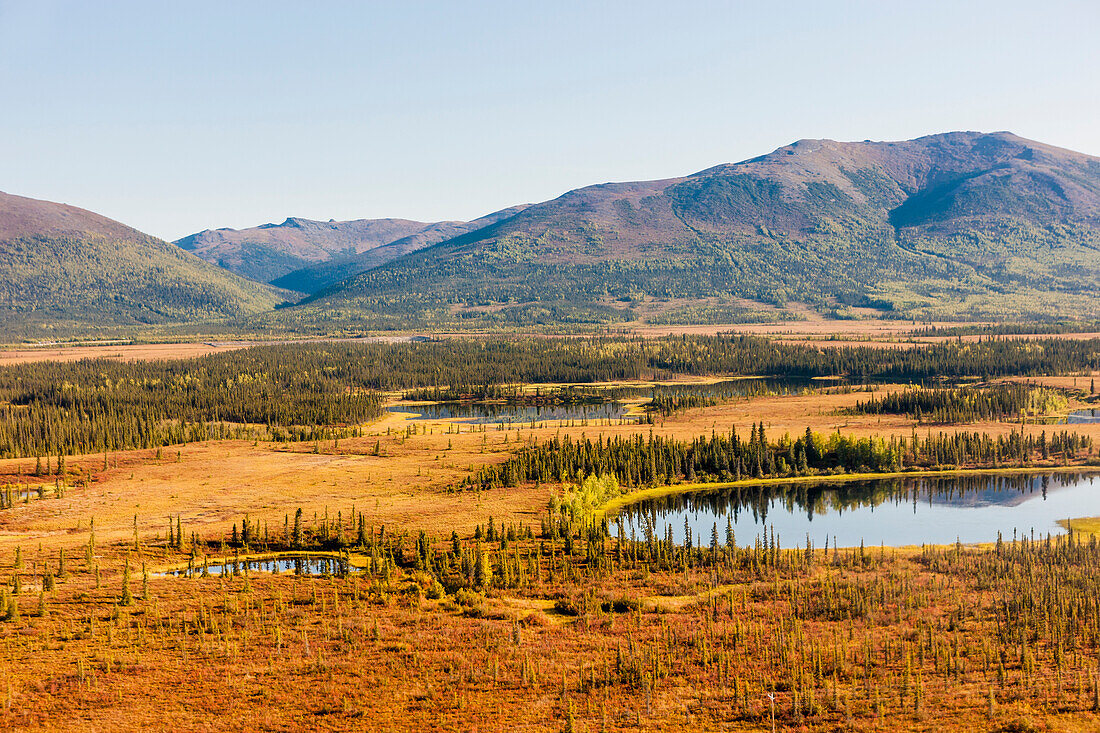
[611,472,1100,548]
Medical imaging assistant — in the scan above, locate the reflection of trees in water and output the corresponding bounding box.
[173,554,352,578]
[608,377,835,400]
[617,473,1075,530]
[393,401,631,423]
[400,378,839,422]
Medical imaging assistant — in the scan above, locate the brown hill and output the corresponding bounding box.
[0,191,285,337]
[293,131,1100,326]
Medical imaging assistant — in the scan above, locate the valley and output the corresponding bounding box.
[8,3,1096,729]
[3,337,1100,730]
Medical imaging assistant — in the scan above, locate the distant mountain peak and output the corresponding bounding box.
[13,130,1100,334]
[292,131,1100,325]
[175,206,531,291]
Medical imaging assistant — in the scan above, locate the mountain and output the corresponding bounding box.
[176,217,438,284]
[0,191,285,336]
[268,205,529,294]
[291,132,1100,326]
[176,205,530,290]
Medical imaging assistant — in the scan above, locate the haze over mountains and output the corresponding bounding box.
[176,205,529,293]
[4,131,1100,338]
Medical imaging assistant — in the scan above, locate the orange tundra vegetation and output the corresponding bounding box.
[4,337,1100,729]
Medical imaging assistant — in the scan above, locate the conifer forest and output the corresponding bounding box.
[5,332,1100,731]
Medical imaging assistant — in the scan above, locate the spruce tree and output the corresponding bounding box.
[119,557,133,606]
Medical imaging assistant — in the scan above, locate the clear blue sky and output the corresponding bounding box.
[1,0,1097,240]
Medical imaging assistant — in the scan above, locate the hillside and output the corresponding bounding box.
[177,205,529,290]
[0,191,285,337]
[268,205,529,293]
[176,217,439,284]
[289,131,1100,326]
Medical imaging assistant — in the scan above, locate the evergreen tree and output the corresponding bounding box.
[119,557,133,606]
[292,508,303,548]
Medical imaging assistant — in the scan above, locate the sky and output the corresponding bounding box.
[0,0,1097,241]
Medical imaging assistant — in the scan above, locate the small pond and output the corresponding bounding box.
[1066,409,1100,424]
[159,554,360,578]
[0,486,49,506]
[612,472,1100,548]
[388,401,639,425]
[387,376,867,425]
[606,376,856,402]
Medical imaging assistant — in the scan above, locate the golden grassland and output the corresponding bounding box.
[4,382,1100,729]
[9,321,1100,367]
[4,382,1095,557]
[10,536,1100,732]
[0,341,257,366]
[1058,517,1100,536]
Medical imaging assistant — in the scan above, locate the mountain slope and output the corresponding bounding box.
[291,132,1100,325]
[268,205,530,293]
[176,204,530,289]
[0,192,285,336]
[175,216,439,284]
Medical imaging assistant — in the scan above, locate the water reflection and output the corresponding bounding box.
[388,401,637,425]
[159,554,359,578]
[1066,409,1100,424]
[606,376,852,402]
[613,472,1100,548]
[388,377,863,425]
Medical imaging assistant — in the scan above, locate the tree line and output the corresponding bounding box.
[0,350,383,458]
[851,382,1068,423]
[4,332,1100,459]
[465,426,1094,491]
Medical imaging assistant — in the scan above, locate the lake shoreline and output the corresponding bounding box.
[595,463,1100,522]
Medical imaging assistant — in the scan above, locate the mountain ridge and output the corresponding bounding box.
[267,204,530,293]
[286,131,1100,326]
[8,130,1100,337]
[176,205,532,289]
[175,216,444,285]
